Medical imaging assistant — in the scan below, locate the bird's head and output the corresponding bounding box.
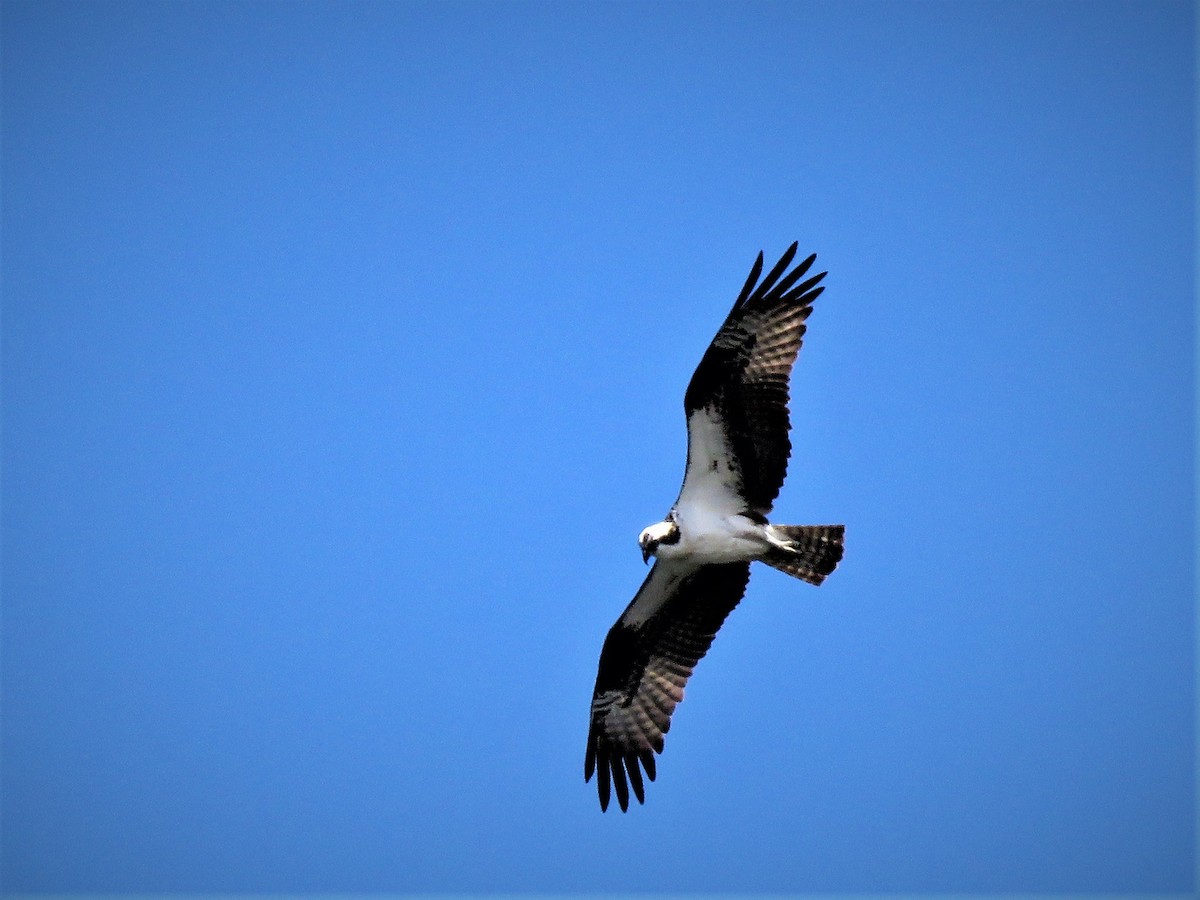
[638,519,680,564]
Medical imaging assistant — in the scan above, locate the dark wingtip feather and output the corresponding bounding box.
[733,251,765,308]
[752,242,800,304]
[611,756,630,812]
[597,752,611,811]
[764,252,818,304]
[625,753,646,805]
[640,748,657,782]
[785,269,825,304]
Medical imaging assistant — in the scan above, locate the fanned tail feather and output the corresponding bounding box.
[762,525,845,585]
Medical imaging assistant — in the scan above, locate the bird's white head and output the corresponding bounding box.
[638,519,680,564]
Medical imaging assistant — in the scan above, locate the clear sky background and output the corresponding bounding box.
[1,0,1193,893]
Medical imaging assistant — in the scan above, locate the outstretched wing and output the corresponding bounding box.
[585,560,752,812]
[678,243,826,519]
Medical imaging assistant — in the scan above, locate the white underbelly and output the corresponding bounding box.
[658,512,768,564]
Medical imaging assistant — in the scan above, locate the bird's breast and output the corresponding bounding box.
[662,512,768,564]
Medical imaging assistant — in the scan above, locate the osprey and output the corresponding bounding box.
[584,242,845,812]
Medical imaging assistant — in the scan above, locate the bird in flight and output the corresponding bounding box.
[584,242,845,812]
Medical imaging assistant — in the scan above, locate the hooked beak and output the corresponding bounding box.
[641,541,654,565]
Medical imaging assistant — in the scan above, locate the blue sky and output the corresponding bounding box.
[1,0,1193,893]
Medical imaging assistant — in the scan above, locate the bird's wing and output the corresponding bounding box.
[677,242,826,519]
[585,559,752,811]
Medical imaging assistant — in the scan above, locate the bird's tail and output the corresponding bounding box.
[762,524,845,585]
